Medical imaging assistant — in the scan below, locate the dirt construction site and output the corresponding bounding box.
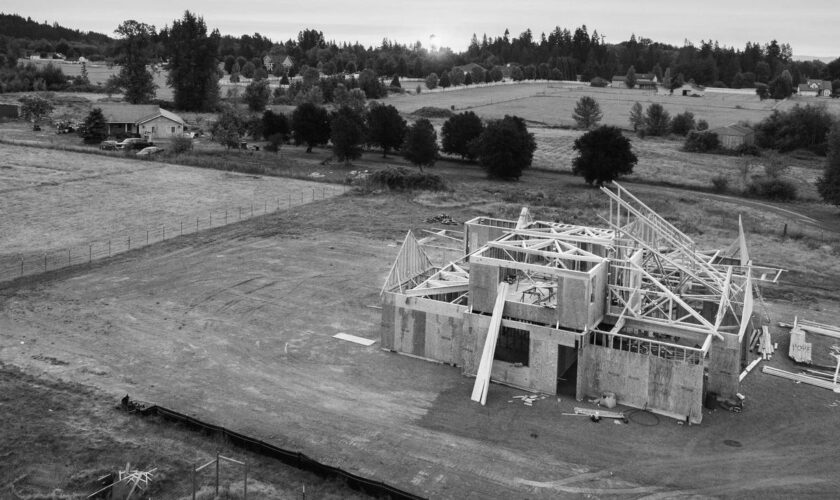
[2,138,840,498]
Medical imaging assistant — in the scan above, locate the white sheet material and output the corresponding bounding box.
[333,333,377,346]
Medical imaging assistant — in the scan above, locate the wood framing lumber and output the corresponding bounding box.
[573,407,625,419]
[471,282,510,405]
[761,365,840,392]
[739,357,762,382]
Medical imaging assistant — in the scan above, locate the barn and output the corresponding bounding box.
[709,124,755,150]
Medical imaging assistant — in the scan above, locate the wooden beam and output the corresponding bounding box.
[471,282,510,405]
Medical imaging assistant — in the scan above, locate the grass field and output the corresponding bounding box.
[0,143,341,262]
[22,59,173,100]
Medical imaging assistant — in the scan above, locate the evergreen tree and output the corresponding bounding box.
[572,96,603,130]
[625,65,637,89]
[572,126,637,186]
[629,101,644,132]
[165,11,221,111]
[243,79,270,112]
[113,20,157,104]
[403,118,438,172]
[79,107,108,144]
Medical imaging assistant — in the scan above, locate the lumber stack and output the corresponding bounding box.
[762,365,840,392]
[471,282,509,405]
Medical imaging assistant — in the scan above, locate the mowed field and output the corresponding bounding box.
[386,81,840,129]
[1,189,840,498]
[0,144,341,260]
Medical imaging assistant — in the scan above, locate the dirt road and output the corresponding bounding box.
[2,199,838,498]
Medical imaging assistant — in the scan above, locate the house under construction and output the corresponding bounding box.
[380,183,781,423]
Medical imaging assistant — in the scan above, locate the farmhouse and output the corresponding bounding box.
[797,79,832,97]
[709,124,755,150]
[611,73,658,89]
[98,104,186,139]
[381,184,777,424]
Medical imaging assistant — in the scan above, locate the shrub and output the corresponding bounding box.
[369,167,447,191]
[169,135,193,154]
[683,131,720,152]
[746,178,798,201]
[697,119,709,131]
[412,107,453,119]
[734,143,761,156]
[670,111,696,136]
[710,175,729,193]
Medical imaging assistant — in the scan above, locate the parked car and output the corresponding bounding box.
[136,146,165,156]
[99,140,119,150]
[117,138,153,150]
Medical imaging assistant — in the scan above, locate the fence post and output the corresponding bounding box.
[215,451,220,496]
[244,462,248,500]
[162,225,165,240]
[312,188,315,201]
[322,187,325,199]
[196,218,199,232]
[191,463,196,500]
[147,230,149,245]
[239,207,242,220]
[128,236,130,250]
[251,203,253,217]
[20,259,23,276]
[44,254,46,271]
[264,200,267,214]
[225,210,228,224]
[89,244,92,263]
[67,248,70,266]
[180,221,183,236]
[288,194,291,209]
[210,212,213,226]
[108,240,111,256]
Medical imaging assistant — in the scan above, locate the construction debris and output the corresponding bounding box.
[424,213,457,225]
[333,332,377,346]
[784,317,840,367]
[739,357,762,382]
[87,463,156,499]
[509,394,547,406]
[762,365,840,392]
[757,326,775,359]
[571,407,629,423]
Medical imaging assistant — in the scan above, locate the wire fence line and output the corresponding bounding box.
[0,183,346,284]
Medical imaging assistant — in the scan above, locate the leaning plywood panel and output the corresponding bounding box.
[649,356,704,422]
[707,332,741,398]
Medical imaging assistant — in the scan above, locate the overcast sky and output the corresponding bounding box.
[4,1,837,58]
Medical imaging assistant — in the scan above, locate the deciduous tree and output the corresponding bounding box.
[425,73,439,90]
[474,115,536,179]
[817,123,840,206]
[244,79,270,112]
[113,20,157,104]
[367,103,406,156]
[441,111,484,160]
[261,109,289,140]
[211,107,247,150]
[403,118,438,171]
[291,102,330,152]
[331,106,366,165]
[644,103,671,136]
[572,126,637,186]
[18,94,53,126]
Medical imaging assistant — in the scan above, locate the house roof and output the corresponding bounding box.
[281,56,293,66]
[612,76,626,82]
[97,104,160,124]
[454,62,485,74]
[137,108,185,126]
[709,124,753,136]
[805,79,832,90]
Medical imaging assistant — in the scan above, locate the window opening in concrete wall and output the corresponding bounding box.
[495,326,529,365]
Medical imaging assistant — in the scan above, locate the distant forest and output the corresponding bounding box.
[1,11,839,89]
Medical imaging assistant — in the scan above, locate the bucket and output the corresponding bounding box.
[602,392,616,409]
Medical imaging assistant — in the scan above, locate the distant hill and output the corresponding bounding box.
[0,13,112,44]
[793,55,836,64]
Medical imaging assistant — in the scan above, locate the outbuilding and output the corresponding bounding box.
[97,104,185,139]
[709,124,755,150]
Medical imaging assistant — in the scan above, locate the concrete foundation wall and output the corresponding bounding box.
[578,343,704,423]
